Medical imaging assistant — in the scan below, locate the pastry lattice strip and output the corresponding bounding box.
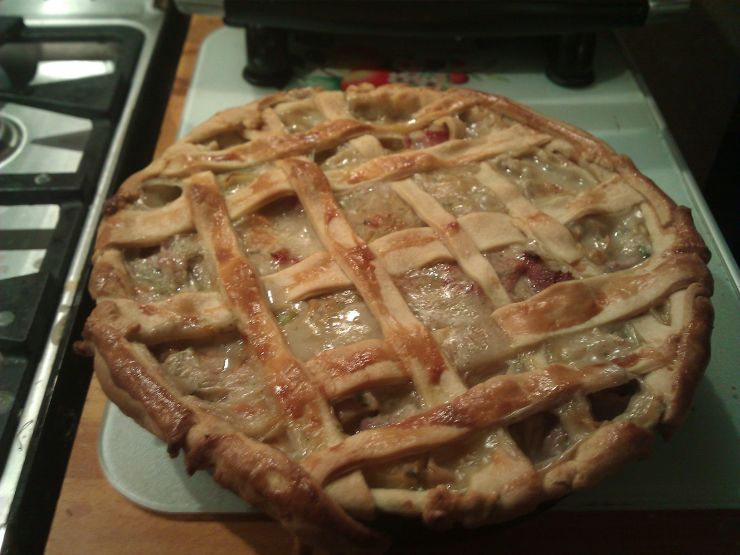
[185,171,376,515]
[86,85,713,546]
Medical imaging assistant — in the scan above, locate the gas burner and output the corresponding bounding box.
[0,115,24,166]
[0,22,145,204]
[0,103,89,174]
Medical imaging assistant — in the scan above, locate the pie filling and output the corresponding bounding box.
[569,208,652,271]
[123,130,659,451]
[338,181,425,242]
[414,166,506,217]
[493,149,597,197]
[87,86,710,547]
[122,121,659,469]
[279,290,383,361]
[155,335,286,444]
[394,262,496,330]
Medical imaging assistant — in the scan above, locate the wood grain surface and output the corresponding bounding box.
[44,15,739,555]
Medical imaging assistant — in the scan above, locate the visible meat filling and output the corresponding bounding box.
[278,290,383,361]
[125,234,212,301]
[232,197,323,275]
[485,246,574,302]
[402,122,450,150]
[338,182,426,242]
[505,251,573,293]
[569,208,652,272]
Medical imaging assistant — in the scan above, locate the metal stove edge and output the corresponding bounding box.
[0,6,167,548]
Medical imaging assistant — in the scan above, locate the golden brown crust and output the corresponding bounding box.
[86,317,195,454]
[85,317,384,553]
[660,284,713,431]
[83,84,713,552]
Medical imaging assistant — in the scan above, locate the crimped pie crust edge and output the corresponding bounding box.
[82,84,714,553]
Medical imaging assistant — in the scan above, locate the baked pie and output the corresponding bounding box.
[81,84,713,552]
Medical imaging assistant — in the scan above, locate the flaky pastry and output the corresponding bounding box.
[82,84,713,553]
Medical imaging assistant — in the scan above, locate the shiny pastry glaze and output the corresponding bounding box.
[84,85,713,552]
[121,142,659,479]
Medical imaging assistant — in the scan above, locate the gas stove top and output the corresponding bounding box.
[0,2,187,553]
[0,22,143,203]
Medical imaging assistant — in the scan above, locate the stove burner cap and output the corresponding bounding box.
[0,115,24,165]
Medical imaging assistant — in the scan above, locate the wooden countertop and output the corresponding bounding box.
[44,15,738,555]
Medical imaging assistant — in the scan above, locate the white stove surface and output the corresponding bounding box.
[100,27,740,514]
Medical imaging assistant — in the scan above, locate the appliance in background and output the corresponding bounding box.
[175,0,690,87]
[0,2,188,554]
[173,0,740,263]
[0,24,142,467]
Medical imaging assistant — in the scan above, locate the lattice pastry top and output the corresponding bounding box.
[82,84,713,553]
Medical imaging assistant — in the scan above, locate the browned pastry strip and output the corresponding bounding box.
[476,163,584,263]
[494,253,710,346]
[264,251,351,308]
[306,339,407,399]
[543,175,645,224]
[84,319,385,553]
[158,119,372,177]
[344,83,488,133]
[85,317,194,452]
[281,158,466,406]
[263,212,525,307]
[304,364,602,486]
[187,171,334,435]
[91,249,704,377]
[391,178,511,306]
[97,168,292,250]
[180,88,320,145]
[83,84,714,552]
[89,249,136,299]
[642,282,713,429]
